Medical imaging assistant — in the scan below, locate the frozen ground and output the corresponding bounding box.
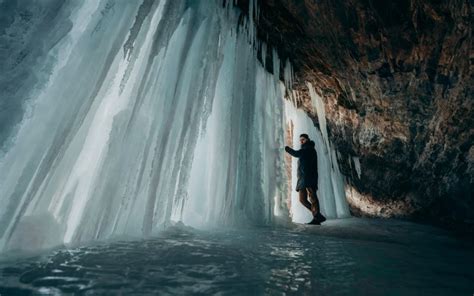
[0,218,473,295]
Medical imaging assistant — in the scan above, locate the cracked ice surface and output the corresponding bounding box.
[0,219,473,295]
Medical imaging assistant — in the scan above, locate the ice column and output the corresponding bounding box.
[178,1,288,227]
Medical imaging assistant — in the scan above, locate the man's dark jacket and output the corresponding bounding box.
[285,141,318,192]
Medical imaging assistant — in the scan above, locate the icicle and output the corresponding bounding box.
[353,156,362,179]
[284,59,294,91]
[307,82,330,151]
[272,47,280,84]
[261,42,267,69]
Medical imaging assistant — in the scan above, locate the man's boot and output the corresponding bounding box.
[307,218,321,225]
[314,212,326,223]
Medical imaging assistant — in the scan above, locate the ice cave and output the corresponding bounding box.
[0,0,472,294]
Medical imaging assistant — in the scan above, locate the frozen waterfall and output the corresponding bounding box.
[0,0,348,252]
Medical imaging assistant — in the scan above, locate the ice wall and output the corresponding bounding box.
[0,0,291,251]
[0,0,349,252]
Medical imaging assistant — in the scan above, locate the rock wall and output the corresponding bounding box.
[238,0,473,230]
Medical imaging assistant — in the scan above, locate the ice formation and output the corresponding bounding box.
[353,157,362,179]
[0,0,348,251]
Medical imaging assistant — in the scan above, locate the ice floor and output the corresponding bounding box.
[0,218,473,295]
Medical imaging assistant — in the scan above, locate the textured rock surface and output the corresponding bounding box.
[238,0,473,230]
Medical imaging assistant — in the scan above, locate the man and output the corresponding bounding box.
[285,134,326,225]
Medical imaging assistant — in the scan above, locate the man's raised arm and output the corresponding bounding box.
[285,146,302,157]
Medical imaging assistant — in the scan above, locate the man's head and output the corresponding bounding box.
[299,133,309,145]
